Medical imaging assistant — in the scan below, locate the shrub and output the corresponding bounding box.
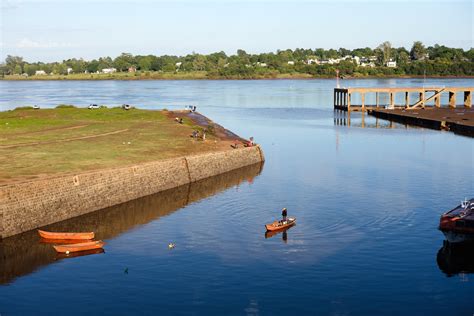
[56,104,76,109]
[14,106,34,110]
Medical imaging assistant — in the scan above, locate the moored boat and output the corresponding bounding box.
[38,230,94,240]
[53,241,105,253]
[439,198,474,243]
[265,217,296,232]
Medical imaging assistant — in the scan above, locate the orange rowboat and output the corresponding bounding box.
[38,229,94,240]
[265,217,296,232]
[53,241,105,253]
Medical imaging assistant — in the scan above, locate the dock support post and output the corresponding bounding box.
[464,91,472,108]
[334,90,336,108]
[435,90,441,108]
[389,92,394,109]
[405,92,410,108]
[376,92,379,108]
[419,91,425,108]
[347,92,351,111]
[361,92,365,111]
[449,91,456,108]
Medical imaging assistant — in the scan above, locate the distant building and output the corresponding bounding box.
[102,68,117,74]
[67,67,73,74]
[175,62,182,67]
[306,58,318,65]
[256,62,267,67]
[287,61,295,65]
[386,59,397,68]
[35,70,47,75]
[128,66,137,73]
[360,62,376,68]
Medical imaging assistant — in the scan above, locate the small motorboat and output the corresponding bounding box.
[38,229,94,240]
[439,198,474,243]
[265,217,296,232]
[53,240,105,253]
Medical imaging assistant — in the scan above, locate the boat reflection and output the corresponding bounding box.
[264,225,294,243]
[437,241,474,277]
[0,162,263,285]
[55,248,105,260]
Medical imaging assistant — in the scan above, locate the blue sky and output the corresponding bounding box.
[1,0,472,62]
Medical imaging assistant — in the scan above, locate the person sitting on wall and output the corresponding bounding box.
[244,137,254,147]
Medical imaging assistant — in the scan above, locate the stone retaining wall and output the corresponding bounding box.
[0,146,264,238]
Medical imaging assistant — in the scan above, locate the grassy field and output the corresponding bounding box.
[0,107,240,184]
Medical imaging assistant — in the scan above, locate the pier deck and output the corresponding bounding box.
[368,108,474,136]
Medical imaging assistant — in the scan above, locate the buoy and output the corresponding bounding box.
[168,243,175,249]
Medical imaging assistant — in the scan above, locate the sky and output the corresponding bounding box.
[0,0,472,62]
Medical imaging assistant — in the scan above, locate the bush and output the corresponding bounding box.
[56,104,76,109]
[14,106,34,110]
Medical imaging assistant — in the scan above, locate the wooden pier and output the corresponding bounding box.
[333,86,474,136]
[334,87,473,112]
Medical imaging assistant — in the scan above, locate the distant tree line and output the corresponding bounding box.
[1,41,473,78]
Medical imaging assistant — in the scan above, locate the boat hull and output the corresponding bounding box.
[265,218,296,232]
[442,231,474,244]
[53,241,105,253]
[38,229,94,240]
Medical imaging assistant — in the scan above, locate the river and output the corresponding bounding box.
[0,78,473,315]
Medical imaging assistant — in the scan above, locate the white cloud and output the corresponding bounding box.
[16,38,73,49]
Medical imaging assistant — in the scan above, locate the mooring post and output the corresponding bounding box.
[464,91,472,108]
[361,92,365,111]
[405,92,410,108]
[389,92,394,109]
[449,91,456,108]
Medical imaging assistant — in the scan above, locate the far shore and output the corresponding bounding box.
[2,72,474,81]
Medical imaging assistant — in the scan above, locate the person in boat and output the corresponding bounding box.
[281,207,287,223]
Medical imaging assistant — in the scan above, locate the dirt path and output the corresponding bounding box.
[7,124,89,136]
[0,129,129,149]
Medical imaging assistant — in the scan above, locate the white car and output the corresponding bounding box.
[88,104,99,109]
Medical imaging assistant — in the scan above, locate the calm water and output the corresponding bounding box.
[0,79,473,315]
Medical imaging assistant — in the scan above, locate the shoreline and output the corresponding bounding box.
[2,74,474,82]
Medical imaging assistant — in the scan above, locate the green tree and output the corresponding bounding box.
[113,53,135,72]
[377,41,392,64]
[5,55,24,74]
[410,41,427,60]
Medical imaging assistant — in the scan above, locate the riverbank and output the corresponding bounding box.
[0,107,248,184]
[3,72,473,81]
[0,107,264,238]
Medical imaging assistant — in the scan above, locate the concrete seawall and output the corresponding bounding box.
[0,146,264,238]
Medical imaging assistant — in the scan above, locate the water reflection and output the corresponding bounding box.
[56,248,105,260]
[437,242,474,277]
[333,110,411,129]
[0,162,263,285]
[264,226,294,243]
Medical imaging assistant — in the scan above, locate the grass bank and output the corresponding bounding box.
[0,107,244,184]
